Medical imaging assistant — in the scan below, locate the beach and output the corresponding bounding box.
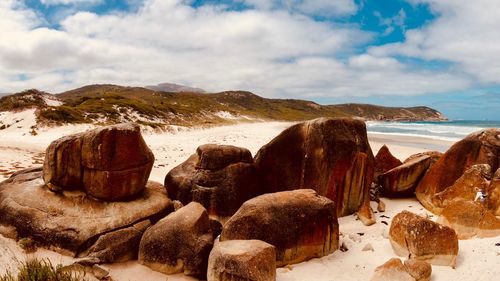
[0,119,499,281]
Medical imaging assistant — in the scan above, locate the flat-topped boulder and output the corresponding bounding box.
[371,258,432,281]
[379,155,431,197]
[165,144,260,222]
[220,189,339,266]
[389,211,458,267]
[0,168,171,257]
[207,239,276,281]
[374,145,402,181]
[416,129,500,212]
[437,200,500,239]
[43,123,154,201]
[254,118,375,224]
[138,202,219,277]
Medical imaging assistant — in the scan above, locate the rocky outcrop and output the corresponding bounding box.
[43,123,154,201]
[374,145,402,181]
[379,155,431,197]
[165,144,260,222]
[254,118,374,223]
[389,211,458,267]
[0,168,171,256]
[416,129,500,211]
[404,151,442,167]
[371,258,431,281]
[437,200,500,239]
[220,189,339,267]
[138,202,219,277]
[207,239,276,281]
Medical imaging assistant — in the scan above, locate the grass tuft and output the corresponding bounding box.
[0,259,86,281]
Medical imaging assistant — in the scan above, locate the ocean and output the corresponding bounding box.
[366,120,500,141]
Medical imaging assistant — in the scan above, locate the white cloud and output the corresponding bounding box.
[242,0,357,17]
[40,0,103,6]
[370,0,500,84]
[0,0,476,99]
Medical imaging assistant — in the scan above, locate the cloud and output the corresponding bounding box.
[40,0,103,6]
[370,0,500,85]
[0,0,476,100]
[242,0,357,17]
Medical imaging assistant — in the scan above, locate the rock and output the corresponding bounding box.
[0,168,171,256]
[404,259,432,281]
[389,211,458,267]
[431,164,492,213]
[357,201,376,226]
[43,123,154,201]
[78,220,151,263]
[165,144,260,222]
[404,151,442,167]
[92,264,109,279]
[416,129,500,212]
[138,202,217,277]
[489,169,500,215]
[371,258,414,281]
[220,189,339,266]
[374,145,402,181]
[254,118,374,222]
[207,239,276,281]
[379,155,431,197]
[377,199,386,212]
[362,243,374,252]
[437,200,500,239]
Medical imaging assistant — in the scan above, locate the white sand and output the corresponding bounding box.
[0,112,499,281]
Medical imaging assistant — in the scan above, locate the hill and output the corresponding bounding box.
[0,84,446,129]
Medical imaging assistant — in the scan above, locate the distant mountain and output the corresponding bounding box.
[146,82,205,93]
[0,84,446,129]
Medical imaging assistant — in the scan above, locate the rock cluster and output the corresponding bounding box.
[220,189,339,266]
[416,128,500,211]
[371,258,432,281]
[389,211,458,267]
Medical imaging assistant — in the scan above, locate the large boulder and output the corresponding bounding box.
[220,189,339,267]
[374,145,402,181]
[43,123,154,201]
[138,202,219,277]
[416,129,500,211]
[0,168,172,256]
[437,200,500,239]
[207,239,276,281]
[371,258,431,281]
[379,155,431,197]
[254,118,375,223]
[404,151,442,167]
[389,211,458,267]
[165,144,260,222]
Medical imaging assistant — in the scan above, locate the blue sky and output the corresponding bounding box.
[1,0,499,120]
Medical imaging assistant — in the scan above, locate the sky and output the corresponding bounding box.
[1,0,499,120]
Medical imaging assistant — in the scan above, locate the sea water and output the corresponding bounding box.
[366,120,500,141]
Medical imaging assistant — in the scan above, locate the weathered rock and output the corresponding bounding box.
[0,168,171,256]
[371,258,414,281]
[405,151,442,167]
[404,259,432,281]
[207,239,276,281]
[416,129,500,212]
[220,189,339,266]
[43,123,154,201]
[389,211,458,267]
[437,200,500,239]
[165,144,260,222]
[254,118,374,222]
[379,155,432,197]
[431,164,492,213]
[374,145,402,180]
[138,202,217,277]
[489,169,500,215]
[78,220,151,263]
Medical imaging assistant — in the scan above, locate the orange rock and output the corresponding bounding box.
[389,211,458,267]
[374,145,402,181]
[379,155,431,197]
[416,129,500,212]
[371,258,431,281]
[254,118,374,223]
